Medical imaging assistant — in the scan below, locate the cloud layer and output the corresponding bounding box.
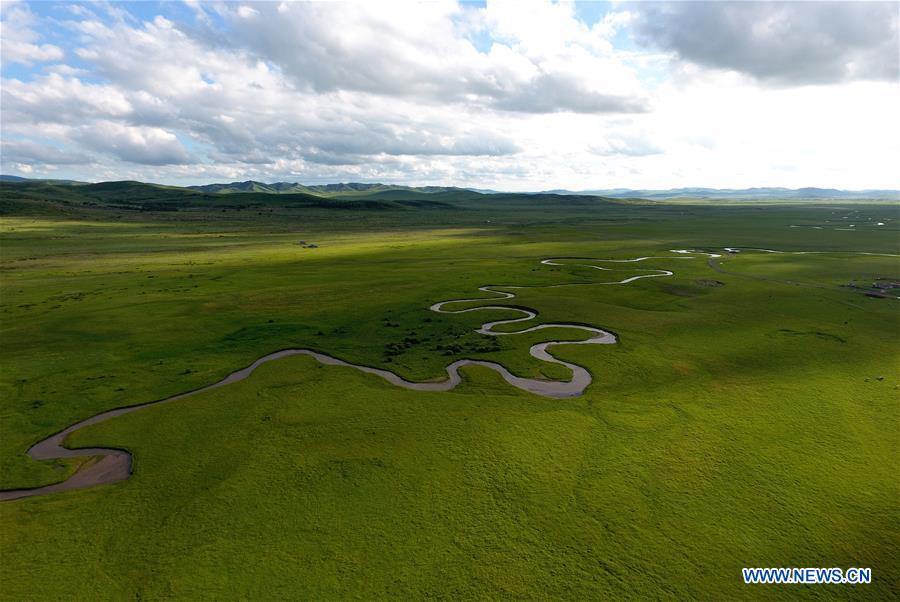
[631,1,899,85]
[1,1,897,189]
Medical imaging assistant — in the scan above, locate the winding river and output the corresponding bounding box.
[2,247,893,500]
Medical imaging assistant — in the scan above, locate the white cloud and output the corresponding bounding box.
[0,0,897,190]
[4,9,524,171]
[72,122,190,165]
[201,0,646,114]
[2,73,133,122]
[0,2,64,66]
[631,1,900,85]
[0,138,91,165]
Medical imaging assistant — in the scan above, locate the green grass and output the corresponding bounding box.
[0,184,898,599]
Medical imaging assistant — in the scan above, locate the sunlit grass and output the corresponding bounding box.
[1,199,897,599]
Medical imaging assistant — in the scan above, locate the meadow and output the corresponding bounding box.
[0,183,897,599]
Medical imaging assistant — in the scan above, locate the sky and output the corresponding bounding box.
[1,0,898,190]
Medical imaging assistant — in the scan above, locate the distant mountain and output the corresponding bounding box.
[190,181,899,200]
[186,180,472,197]
[186,180,311,194]
[464,187,504,194]
[542,187,899,200]
[0,178,466,215]
[0,174,87,185]
[5,176,897,201]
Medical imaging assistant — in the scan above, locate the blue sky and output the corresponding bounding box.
[1,0,897,189]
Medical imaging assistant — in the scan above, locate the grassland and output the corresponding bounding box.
[0,182,897,599]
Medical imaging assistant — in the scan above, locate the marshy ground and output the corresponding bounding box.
[0,183,897,599]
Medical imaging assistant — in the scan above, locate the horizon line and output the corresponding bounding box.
[2,175,898,195]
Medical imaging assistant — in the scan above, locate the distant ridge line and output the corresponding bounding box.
[1,175,897,200]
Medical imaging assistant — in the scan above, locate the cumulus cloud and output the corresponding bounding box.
[0,1,897,189]
[2,73,133,122]
[72,122,190,165]
[0,138,91,165]
[197,1,647,114]
[0,2,64,66]
[0,12,522,172]
[494,72,648,113]
[630,1,900,85]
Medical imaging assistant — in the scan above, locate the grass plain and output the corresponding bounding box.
[0,182,898,599]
